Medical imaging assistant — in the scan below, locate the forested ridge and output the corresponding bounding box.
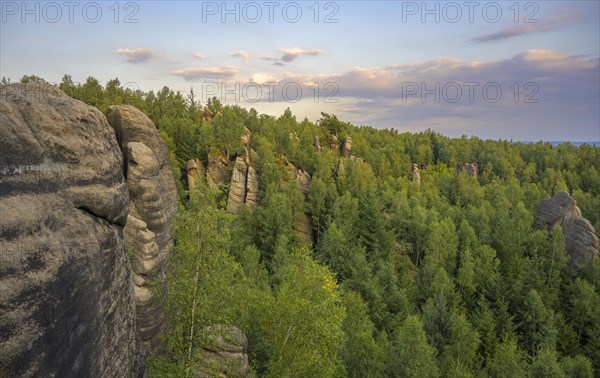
[20,75,600,377]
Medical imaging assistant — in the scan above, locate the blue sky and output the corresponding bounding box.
[1,1,599,141]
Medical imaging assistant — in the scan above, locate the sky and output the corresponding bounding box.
[1,0,599,141]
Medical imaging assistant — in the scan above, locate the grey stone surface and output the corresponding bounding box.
[193,325,253,378]
[0,83,145,377]
[106,105,178,349]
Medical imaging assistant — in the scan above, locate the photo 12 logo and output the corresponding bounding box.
[402,81,540,104]
[401,1,540,23]
[201,1,339,23]
[199,80,339,103]
[1,1,140,23]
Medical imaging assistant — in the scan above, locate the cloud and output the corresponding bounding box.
[114,48,156,64]
[473,12,581,43]
[277,47,325,62]
[241,50,598,139]
[171,66,239,81]
[261,55,278,62]
[230,50,250,62]
[192,52,205,59]
[251,72,278,83]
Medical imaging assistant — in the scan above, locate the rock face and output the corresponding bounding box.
[226,153,260,213]
[0,83,145,377]
[290,166,313,243]
[187,159,200,191]
[412,164,421,185]
[207,153,229,190]
[193,325,253,377]
[226,129,260,214]
[535,191,600,263]
[227,157,249,213]
[106,105,178,349]
[314,136,322,152]
[341,137,352,157]
[330,135,339,153]
[461,163,478,179]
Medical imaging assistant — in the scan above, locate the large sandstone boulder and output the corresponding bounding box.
[412,163,421,185]
[0,83,145,377]
[536,191,600,263]
[193,325,253,377]
[106,105,178,349]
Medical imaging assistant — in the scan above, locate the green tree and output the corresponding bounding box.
[339,291,386,378]
[388,315,440,378]
[257,247,346,378]
[561,355,594,378]
[528,348,565,378]
[487,337,528,378]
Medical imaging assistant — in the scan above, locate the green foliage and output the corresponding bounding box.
[338,291,386,378]
[256,247,345,377]
[388,315,440,378]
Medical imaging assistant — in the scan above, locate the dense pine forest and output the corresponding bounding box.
[19,75,600,377]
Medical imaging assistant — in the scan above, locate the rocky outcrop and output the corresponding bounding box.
[535,191,600,263]
[330,135,339,153]
[241,127,251,148]
[193,325,253,377]
[314,136,322,152]
[207,153,228,190]
[341,137,352,157]
[227,157,249,213]
[187,159,200,191]
[289,132,300,144]
[290,166,313,243]
[246,164,259,210]
[106,105,178,349]
[0,83,145,377]
[461,163,478,179]
[226,129,259,213]
[412,164,421,185]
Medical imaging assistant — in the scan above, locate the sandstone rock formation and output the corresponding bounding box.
[227,157,249,213]
[291,166,313,243]
[241,127,251,148]
[187,159,200,191]
[535,191,600,263]
[461,163,478,179]
[330,135,339,153]
[412,163,421,185]
[226,129,260,214]
[246,164,259,210]
[226,153,260,214]
[106,105,178,349]
[289,131,300,144]
[341,137,353,157]
[193,325,253,377]
[207,153,229,190]
[0,83,145,377]
[314,136,322,152]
